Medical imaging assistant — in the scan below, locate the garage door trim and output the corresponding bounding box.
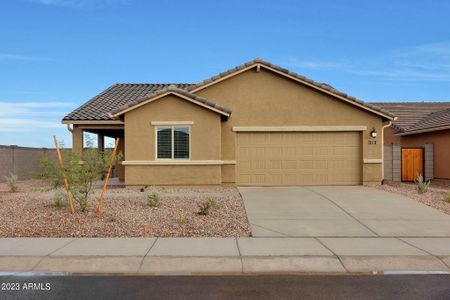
[232,126,367,132]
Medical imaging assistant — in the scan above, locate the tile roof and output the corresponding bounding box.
[187,58,396,119]
[63,83,193,121]
[401,108,450,134]
[372,102,450,133]
[110,85,232,116]
[63,58,396,122]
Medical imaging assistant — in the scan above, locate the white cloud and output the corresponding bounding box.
[284,41,450,82]
[285,59,348,70]
[0,118,64,132]
[0,101,73,116]
[0,101,72,132]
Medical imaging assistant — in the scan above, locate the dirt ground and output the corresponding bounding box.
[376,179,450,215]
[0,179,251,238]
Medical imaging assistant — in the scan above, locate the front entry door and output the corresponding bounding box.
[401,148,423,181]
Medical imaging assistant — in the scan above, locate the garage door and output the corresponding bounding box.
[236,132,362,186]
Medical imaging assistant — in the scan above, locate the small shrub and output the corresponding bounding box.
[443,193,450,203]
[147,190,161,207]
[415,174,430,194]
[5,172,18,193]
[176,215,188,225]
[198,196,218,215]
[53,189,68,208]
[109,216,117,223]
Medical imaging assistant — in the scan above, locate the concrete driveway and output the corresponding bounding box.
[239,186,450,237]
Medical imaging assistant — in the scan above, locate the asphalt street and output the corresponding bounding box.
[1,274,449,300]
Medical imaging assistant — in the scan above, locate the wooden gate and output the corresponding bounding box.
[401,148,423,181]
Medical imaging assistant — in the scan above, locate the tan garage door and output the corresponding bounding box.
[236,132,362,186]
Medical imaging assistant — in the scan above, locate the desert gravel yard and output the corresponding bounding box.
[0,180,251,237]
[376,180,450,215]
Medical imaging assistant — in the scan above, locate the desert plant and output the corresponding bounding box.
[443,193,450,203]
[4,172,18,192]
[37,137,123,212]
[53,189,68,208]
[109,216,117,223]
[176,214,188,225]
[147,190,161,207]
[415,174,430,194]
[198,196,218,215]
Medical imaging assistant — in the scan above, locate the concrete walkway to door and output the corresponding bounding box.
[239,186,450,237]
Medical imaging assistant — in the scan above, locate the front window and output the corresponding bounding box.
[156,126,190,160]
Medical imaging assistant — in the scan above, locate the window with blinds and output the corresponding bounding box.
[156,126,190,160]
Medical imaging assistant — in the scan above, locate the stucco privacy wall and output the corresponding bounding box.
[401,130,450,180]
[195,68,384,184]
[0,145,57,182]
[124,94,222,185]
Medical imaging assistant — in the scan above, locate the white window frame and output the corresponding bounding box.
[155,125,191,160]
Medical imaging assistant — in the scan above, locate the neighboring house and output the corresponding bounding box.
[373,102,450,181]
[63,59,395,186]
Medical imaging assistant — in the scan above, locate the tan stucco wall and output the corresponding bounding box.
[125,165,221,185]
[195,68,384,184]
[401,129,450,180]
[221,164,236,183]
[123,94,222,185]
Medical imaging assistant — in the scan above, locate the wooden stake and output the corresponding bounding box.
[53,136,75,214]
[96,138,120,214]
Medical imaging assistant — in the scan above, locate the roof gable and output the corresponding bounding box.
[188,58,395,120]
[110,85,231,118]
[63,83,193,122]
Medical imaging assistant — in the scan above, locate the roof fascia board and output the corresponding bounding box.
[397,125,450,136]
[62,120,124,125]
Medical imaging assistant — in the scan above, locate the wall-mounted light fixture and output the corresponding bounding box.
[370,128,377,138]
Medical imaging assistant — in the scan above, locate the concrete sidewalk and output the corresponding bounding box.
[0,237,449,275]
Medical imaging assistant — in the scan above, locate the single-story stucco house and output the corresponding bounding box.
[373,102,450,181]
[63,59,396,186]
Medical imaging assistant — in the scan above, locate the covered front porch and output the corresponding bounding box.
[71,122,125,181]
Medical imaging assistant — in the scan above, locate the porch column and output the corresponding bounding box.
[72,125,83,154]
[97,133,104,152]
[116,136,125,182]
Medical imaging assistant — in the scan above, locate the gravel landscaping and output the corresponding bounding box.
[0,179,251,237]
[376,180,450,215]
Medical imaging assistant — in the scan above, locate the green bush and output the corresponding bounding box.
[37,137,122,212]
[415,174,430,194]
[53,189,68,208]
[5,172,18,193]
[198,196,218,215]
[147,190,161,207]
[443,193,450,203]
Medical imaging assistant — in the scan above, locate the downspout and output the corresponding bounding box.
[66,124,73,133]
[381,120,393,184]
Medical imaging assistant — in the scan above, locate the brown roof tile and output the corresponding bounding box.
[110,85,232,116]
[63,83,193,121]
[372,102,450,132]
[401,108,450,134]
[64,58,396,122]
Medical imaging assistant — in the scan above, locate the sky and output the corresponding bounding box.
[1,0,450,147]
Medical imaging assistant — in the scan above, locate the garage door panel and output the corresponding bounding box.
[236,132,362,186]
